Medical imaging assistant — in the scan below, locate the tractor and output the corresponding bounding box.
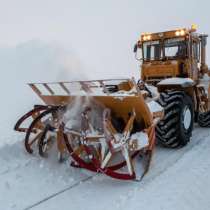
[134,24,210,148]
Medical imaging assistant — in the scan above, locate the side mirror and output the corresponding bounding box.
[133,43,138,53]
[134,42,143,61]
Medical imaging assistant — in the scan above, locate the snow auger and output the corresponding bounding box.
[134,24,210,148]
[14,78,163,180]
[14,104,67,159]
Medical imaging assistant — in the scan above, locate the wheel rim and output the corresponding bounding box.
[183,107,192,130]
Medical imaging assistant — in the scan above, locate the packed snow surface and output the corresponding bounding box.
[1,126,210,210]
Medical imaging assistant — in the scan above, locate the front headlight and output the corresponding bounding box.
[175,29,185,36]
[143,35,151,41]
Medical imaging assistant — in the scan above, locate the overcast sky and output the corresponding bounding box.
[0,0,210,79]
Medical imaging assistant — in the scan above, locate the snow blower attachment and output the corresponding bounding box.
[14,79,163,180]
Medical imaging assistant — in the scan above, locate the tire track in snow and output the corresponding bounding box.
[141,127,210,185]
[23,175,95,210]
[23,127,210,210]
[116,132,210,210]
[26,128,210,210]
[0,126,209,210]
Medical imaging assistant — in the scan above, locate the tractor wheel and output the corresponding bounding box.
[156,91,194,148]
[198,111,210,127]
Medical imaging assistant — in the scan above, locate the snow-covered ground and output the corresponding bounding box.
[1,125,210,210]
[0,35,210,210]
[1,38,210,210]
[1,1,210,209]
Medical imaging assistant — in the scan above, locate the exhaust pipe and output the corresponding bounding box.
[200,34,208,74]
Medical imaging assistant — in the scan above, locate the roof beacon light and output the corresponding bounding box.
[191,24,197,31]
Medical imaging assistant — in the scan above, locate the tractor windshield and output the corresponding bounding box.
[164,37,187,59]
[142,37,187,61]
[143,40,162,61]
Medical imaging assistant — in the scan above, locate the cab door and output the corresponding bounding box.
[191,39,200,80]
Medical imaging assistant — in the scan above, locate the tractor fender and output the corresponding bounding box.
[157,78,195,92]
[157,77,197,112]
[157,77,195,88]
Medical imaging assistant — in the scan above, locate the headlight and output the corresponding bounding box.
[180,30,185,36]
[175,31,180,36]
[175,29,185,36]
[147,35,151,40]
[143,35,151,41]
[143,36,147,41]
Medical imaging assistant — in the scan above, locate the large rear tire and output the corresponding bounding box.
[156,91,194,148]
[198,111,210,127]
